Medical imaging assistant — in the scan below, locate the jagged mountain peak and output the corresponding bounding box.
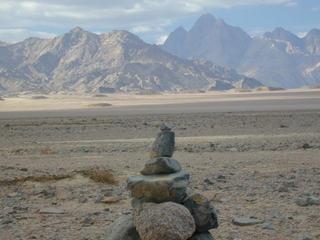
[0,26,262,93]
[163,13,320,88]
[192,13,230,31]
[163,13,251,68]
[264,27,298,39]
[108,30,143,41]
[191,13,220,33]
[305,28,320,39]
[69,26,86,33]
[264,27,302,48]
[173,26,188,34]
[195,13,217,24]
[303,28,320,55]
[63,26,97,39]
[100,30,146,51]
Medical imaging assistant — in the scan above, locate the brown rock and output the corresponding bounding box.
[134,202,195,240]
[101,196,122,204]
[141,157,181,175]
[127,171,189,203]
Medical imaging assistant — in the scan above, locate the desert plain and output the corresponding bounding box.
[0,89,320,240]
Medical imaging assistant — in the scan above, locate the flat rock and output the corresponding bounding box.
[141,157,181,175]
[189,232,214,240]
[101,196,121,204]
[261,222,275,230]
[39,207,66,214]
[134,202,195,240]
[127,171,189,203]
[232,217,264,226]
[295,194,320,207]
[106,215,140,240]
[183,190,218,232]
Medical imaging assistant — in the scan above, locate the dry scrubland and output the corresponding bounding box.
[0,108,320,240]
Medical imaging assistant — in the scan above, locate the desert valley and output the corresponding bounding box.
[0,4,320,240]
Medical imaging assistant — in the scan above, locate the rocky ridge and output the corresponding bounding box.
[0,28,262,94]
[162,13,320,88]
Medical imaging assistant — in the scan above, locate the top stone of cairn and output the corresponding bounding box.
[149,123,175,158]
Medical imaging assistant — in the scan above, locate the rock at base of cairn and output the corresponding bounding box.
[127,170,189,203]
[149,124,175,158]
[183,190,218,232]
[106,215,140,240]
[133,202,195,240]
[141,157,181,175]
[189,232,214,240]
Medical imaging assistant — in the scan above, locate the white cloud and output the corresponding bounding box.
[131,26,153,33]
[297,31,308,38]
[0,28,56,43]
[0,0,299,43]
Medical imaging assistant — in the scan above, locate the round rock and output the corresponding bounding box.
[183,191,218,232]
[141,157,182,175]
[134,202,195,240]
[127,171,190,203]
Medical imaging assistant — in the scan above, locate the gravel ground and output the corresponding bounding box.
[0,110,319,240]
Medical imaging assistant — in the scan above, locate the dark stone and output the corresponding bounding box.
[141,157,181,175]
[106,215,140,240]
[149,124,175,158]
[183,190,218,232]
[189,232,214,240]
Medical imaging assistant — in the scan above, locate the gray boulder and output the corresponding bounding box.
[127,170,189,203]
[189,232,214,240]
[183,190,218,232]
[134,202,195,240]
[149,124,175,158]
[106,215,140,240]
[141,157,181,175]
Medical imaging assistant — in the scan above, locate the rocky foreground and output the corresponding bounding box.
[107,124,218,239]
[0,111,319,239]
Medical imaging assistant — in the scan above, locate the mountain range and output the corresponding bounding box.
[0,27,261,94]
[163,14,320,88]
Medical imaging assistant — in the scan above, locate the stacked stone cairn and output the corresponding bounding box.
[107,124,218,240]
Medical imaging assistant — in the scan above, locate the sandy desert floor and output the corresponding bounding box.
[0,92,320,240]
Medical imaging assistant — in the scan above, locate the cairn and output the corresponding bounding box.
[107,124,218,240]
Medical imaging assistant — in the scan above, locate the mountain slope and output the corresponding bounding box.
[163,14,252,68]
[0,28,262,93]
[303,29,320,55]
[162,14,320,88]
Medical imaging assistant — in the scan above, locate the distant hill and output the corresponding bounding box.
[0,41,8,47]
[162,13,320,88]
[0,27,262,93]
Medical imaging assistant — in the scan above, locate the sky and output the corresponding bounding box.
[0,0,319,44]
